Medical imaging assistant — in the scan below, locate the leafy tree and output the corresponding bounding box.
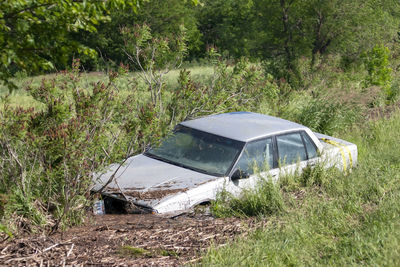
[304,0,400,64]
[0,0,141,89]
[196,0,259,58]
[196,0,400,71]
[76,0,202,70]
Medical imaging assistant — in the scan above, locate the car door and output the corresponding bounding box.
[275,131,319,177]
[227,137,280,194]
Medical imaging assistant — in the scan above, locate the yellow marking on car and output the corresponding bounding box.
[321,138,353,173]
[340,142,353,168]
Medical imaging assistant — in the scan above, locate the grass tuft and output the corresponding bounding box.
[159,249,180,257]
[117,246,151,258]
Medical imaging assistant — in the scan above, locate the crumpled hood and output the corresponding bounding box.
[92,154,218,208]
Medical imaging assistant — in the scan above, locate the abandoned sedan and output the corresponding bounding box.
[92,112,357,214]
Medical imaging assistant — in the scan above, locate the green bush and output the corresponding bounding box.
[0,60,139,233]
[362,45,393,106]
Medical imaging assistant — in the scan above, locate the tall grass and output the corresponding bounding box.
[211,178,285,218]
[201,110,400,266]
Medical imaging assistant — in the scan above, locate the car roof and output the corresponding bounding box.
[179,112,309,142]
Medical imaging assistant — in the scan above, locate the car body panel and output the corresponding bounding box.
[315,132,358,171]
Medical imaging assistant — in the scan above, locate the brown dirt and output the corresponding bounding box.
[366,102,400,121]
[0,213,258,266]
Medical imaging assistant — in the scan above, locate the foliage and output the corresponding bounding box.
[0,223,13,238]
[76,0,202,70]
[196,0,400,88]
[171,57,279,122]
[0,0,141,89]
[295,98,358,135]
[196,0,258,58]
[122,23,188,109]
[363,45,393,105]
[0,60,136,233]
[3,0,400,94]
[117,246,151,258]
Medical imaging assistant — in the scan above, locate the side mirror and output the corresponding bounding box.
[231,169,250,181]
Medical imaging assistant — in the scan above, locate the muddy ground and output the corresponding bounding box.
[0,213,258,266]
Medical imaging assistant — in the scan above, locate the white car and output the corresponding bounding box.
[93,112,357,214]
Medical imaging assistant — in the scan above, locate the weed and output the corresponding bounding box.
[295,98,358,135]
[117,246,151,258]
[299,164,329,187]
[0,224,13,238]
[160,249,180,257]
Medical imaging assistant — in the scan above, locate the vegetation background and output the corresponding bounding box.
[1,0,400,265]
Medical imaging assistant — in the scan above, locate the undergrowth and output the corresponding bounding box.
[211,178,285,218]
[1,25,399,240]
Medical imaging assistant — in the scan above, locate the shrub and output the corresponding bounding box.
[0,27,280,235]
[362,45,393,106]
[170,57,279,122]
[0,61,136,233]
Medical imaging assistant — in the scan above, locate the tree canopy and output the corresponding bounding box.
[74,0,202,70]
[1,0,400,88]
[0,0,140,88]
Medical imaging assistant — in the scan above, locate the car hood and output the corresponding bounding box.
[92,154,218,209]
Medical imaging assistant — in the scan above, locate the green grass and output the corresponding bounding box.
[0,66,215,109]
[201,110,400,266]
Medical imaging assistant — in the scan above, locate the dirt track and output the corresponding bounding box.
[0,213,257,266]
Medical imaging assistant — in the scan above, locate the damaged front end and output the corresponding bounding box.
[101,193,156,214]
[91,154,218,215]
[99,187,190,215]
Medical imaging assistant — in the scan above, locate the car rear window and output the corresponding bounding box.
[276,132,307,165]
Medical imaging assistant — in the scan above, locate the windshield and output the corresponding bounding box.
[145,126,244,176]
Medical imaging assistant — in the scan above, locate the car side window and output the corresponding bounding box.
[301,131,318,159]
[236,138,274,174]
[277,132,307,165]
